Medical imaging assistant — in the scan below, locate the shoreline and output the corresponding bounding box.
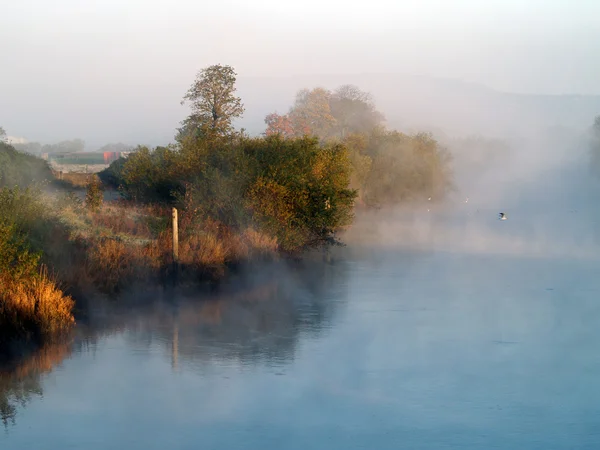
[0,250,338,366]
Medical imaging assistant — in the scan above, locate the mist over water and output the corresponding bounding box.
[346,128,600,262]
[4,1,600,446]
[3,124,600,448]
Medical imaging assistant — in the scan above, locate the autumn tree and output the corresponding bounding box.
[288,88,336,138]
[179,64,245,140]
[263,85,384,139]
[264,113,294,137]
[330,85,385,138]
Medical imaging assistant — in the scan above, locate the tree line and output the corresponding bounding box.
[0,132,133,157]
[262,81,453,206]
[102,64,453,252]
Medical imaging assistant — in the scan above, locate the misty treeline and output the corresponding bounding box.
[102,65,452,251]
[0,131,132,157]
[7,139,85,156]
[101,64,356,251]
[263,84,453,206]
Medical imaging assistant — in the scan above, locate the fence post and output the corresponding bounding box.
[170,207,179,285]
[172,207,179,263]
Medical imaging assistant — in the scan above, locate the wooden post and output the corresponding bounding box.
[170,207,179,286]
[172,207,179,263]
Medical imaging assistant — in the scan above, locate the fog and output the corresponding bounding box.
[343,125,600,262]
[5,2,600,447]
[2,0,600,148]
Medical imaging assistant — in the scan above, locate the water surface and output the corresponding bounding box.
[2,241,600,449]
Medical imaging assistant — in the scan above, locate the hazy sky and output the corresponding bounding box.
[2,0,600,146]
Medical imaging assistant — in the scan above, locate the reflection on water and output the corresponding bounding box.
[122,259,349,369]
[0,258,350,428]
[0,341,73,427]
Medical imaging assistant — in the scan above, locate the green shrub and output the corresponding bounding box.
[0,222,40,282]
[115,145,182,203]
[243,136,356,250]
[97,156,126,189]
[0,186,54,254]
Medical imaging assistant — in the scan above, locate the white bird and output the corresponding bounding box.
[499,212,507,220]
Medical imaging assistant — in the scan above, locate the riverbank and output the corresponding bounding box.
[1,124,452,354]
[1,178,299,355]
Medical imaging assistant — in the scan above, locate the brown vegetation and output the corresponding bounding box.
[55,197,280,294]
[0,268,74,344]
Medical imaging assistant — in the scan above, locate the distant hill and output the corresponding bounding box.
[235,74,600,139]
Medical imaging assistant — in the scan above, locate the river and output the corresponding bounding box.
[3,143,600,448]
[2,240,600,448]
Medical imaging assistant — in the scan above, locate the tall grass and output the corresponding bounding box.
[0,268,74,344]
[0,185,75,346]
[46,192,280,294]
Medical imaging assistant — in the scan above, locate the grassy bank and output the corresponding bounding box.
[0,187,74,348]
[57,196,279,293]
[0,135,356,349]
[0,133,450,349]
